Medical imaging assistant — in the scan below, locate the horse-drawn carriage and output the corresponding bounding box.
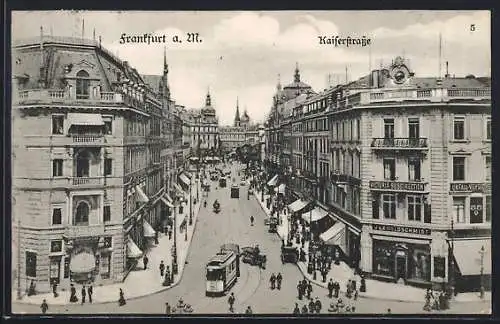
[281,245,299,264]
[241,246,267,269]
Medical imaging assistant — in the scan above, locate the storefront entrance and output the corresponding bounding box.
[395,250,408,281]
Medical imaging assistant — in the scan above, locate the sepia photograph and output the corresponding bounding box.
[10,10,491,315]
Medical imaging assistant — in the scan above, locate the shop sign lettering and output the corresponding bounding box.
[372,223,431,235]
[450,183,490,193]
[369,181,425,192]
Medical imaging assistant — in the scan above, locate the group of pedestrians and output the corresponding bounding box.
[423,288,450,311]
[269,273,283,290]
[68,283,93,304]
[292,297,322,314]
[297,278,313,300]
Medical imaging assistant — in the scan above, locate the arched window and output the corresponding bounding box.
[76,70,90,99]
[75,201,90,225]
[76,150,91,177]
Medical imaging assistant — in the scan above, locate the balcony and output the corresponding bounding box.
[64,224,105,239]
[369,180,428,193]
[371,138,428,150]
[72,177,104,186]
[330,172,361,186]
[72,134,104,145]
[16,89,125,105]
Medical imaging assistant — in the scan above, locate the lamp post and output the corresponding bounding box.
[479,245,485,299]
[172,196,178,275]
[449,218,455,298]
[189,181,193,226]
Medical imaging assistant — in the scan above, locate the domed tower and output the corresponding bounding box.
[240,107,250,128]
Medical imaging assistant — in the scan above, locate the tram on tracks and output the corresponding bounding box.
[205,244,240,297]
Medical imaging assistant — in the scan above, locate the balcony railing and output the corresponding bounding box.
[64,224,105,239]
[371,138,428,149]
[72,177,104,186]
[16,89,125,104]
[72,134,104,144]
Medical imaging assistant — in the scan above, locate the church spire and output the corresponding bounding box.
[294,62,301,83]
[159,47,170,99]
[234,97,240,126]
[205,88,211,106]
[163,46,168,75]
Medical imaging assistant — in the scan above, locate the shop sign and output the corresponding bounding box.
[369,181,426,192]
[372,223,431,236]
[450,183,490,193]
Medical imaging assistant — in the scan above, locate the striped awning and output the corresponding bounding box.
[70,251,96,274]
[288,199,309,213]
[126,237,143,259]
[135,186,149,203]
[143,220,156,238]
[173,183,185,195]
[161,196,174,208]
[302,207,329,223]
[320,222,346,253]
[179,174,190,187]
[274,183,286,194]
[68,113,104,126]
[452,239,491,276]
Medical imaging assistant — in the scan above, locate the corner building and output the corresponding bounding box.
[12,36,171,293]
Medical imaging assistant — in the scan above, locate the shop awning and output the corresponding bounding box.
[70,251,96,273]
[267,175,278,186]
[126,237,143,259]
[288,199,309,213]
[320,222,346,253]
[302,207,329,223]
[67,113,104,126]
[135,186,149,203]
[143,220,156,238]
[173,183,185,195]
[183,171,193,179]
[161,196,174,208]
[274,183,286,194]
[452,239,491,276]
[179,174,190,187]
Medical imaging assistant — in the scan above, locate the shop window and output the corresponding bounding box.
[409,248,431,281]
[469,197,484,224]
[49,257,61,284]
[384,118,395,139]
[452,157,465,181]
[104,205,111,222]
[52,208,62,225]
[408,157,421,181]
[485,196,491,222]
[452,197,466,223]
[382,194,396,219]
[408,195,423,221]
[52,159,63,177]
[453,115,465,140]
[52,115,64,135]
[372,241,394,277]
[50,240,63,253]
[433,257,446,278]
[383,158,396,180]
[26,251,37,277]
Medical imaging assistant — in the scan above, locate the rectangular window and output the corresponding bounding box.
[453,197,466,223]
[382,194,396,219]
[408,195,422,221]
[52,208,62,225]
[408,157,421,181]
[104,158,113,176]
[103,236,113,248]
[356,119,361,140]
[26,251,37,277]
[52,115,64,135]
[52,159,63,177]
[50,240,63,253]
[485,156,491,182]
[104,120,112,135]
[486,117,491,140]
[470,197,484,224]
[452,157,465,181]
[408,118,420,139]
[104,205,111,222]
[384,118,395,138]
[453,115,465,140]
[383,158,396,180]
[485,196,491,222]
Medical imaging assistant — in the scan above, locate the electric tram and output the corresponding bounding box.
[205,244,240,296]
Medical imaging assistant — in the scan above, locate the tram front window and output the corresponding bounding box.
[206,268,224,281]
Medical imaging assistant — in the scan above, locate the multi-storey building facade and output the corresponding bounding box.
[12,35,176,293]
[265,57,491,291]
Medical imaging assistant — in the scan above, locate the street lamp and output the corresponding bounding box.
[172,196,179,275]
[479,245,485,299]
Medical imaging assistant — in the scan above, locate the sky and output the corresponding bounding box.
[12,11,491,125]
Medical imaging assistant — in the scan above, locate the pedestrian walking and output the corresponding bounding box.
[88,285,93,303]
[301,236,305,248]
[314,297,322,314]
[245,306,253,314]
[40,299,49,314]
[270,273,276,290]
[81,285,86,304]
[165,302,171,314]
[143,255,149,270]
[308,299,315,313]
[301,304,308,314]
[354,289,358,301]
[154,230,159,245]
[228,292,235,313]
[293,303,300,315]
[297,281,303,300]
[250,215,255,226]
[327,279,334,298]
[69,284,78,303]
[160,260,165,277]
[168,228,172,240]
[52,282,59,298]
[334,281,340,298]
[276,273,283,290]
[321,268,328,283]
[306,282,313,299]
[118,288,126,306]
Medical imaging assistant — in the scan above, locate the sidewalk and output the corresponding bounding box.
[253,189,491,304]
[15,180,204,306]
